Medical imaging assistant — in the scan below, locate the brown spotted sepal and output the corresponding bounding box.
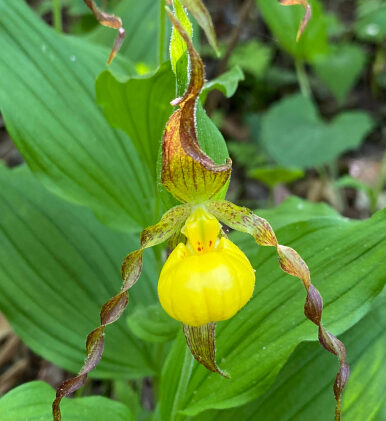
[52,204,190,421]
[207,200,349,421]
[183,323,228,378]
[162,10,232,204]
[279,0,312,42]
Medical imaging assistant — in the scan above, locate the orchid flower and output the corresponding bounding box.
[53,2,348,421]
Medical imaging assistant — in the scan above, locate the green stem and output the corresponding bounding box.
[335,397,342,421]
[52,0,62,32]
[158,0,166,65]
[329,160,346,213]
[295,59,311,98]
[371,149,386,213]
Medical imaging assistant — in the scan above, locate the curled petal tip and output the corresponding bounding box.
[106,27,126,65]
[279,0,312,42]
[83,0,125,64]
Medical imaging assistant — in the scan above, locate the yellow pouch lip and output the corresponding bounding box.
[158,237,255,326]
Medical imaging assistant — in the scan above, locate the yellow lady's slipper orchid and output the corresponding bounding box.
[158,207,255,326]
[54,5,348,421]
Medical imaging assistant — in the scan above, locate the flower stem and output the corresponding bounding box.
[335,396,342,421]
[52,0,62,32]
[295,59,311,98]
[372,149,386,212]
[159,0,166,65]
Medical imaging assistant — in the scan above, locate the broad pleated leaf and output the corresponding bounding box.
[0,381,133,421]
[157,210,386,418]
[191,291,386,421]
[96,62,175,179]
[248,197,340,230]
[0,0,155,232]
[0,165,158,378]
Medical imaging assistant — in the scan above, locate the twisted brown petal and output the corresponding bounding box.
[279,0,312,42]
[162,10,231,203]
[83,0,126,64]
[52,204,190,421]
[207,200,349,421]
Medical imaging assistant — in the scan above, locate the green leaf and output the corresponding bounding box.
[324,12,346,38]
[256,0,328,62]
[229,40,273,79]
[127,303,180,343]
[249,196,340,231]
[0,0,157,232]
[0,165,158,378]
[95,62,229,208]
[189,291,386,421]
[248,166,305,188]
[157,210,386,418]
[113,381,142,420]
[96,62,175,179]
[181,0,219,55]
[86,0,162,68]
[261,94,374,168]
[335,175,376,210]
[355,0,386,43]
[341,294,386,420]
[195,102,229,166]
[0,381,133,421]
[313,43,367,104]
[170,0,193,96]
[201,66,244,103]
[335,175,373,194]
[36,0,90,17]
[227,141,265,170]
